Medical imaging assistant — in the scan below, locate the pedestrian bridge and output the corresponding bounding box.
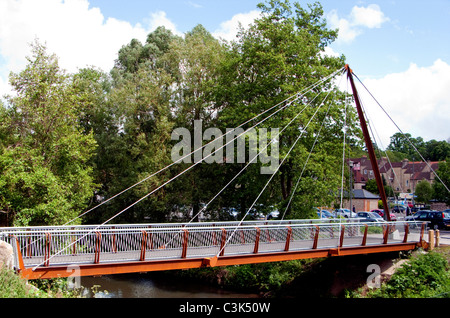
[1,219,427,280]
[2,65,446,281]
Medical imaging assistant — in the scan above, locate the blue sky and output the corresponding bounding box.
[0,0,449,146]
[84,0,450,77]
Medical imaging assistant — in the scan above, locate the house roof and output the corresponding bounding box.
[352,189,380,200]
[339,189,380,200]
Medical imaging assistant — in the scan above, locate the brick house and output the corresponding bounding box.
[348,156,440,194]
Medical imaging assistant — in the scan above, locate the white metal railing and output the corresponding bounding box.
[1,220,426,270]
[0,217,362,234]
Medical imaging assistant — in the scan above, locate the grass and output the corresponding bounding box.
[0,266,46,298]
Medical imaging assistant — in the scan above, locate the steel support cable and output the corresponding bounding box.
[217,84,336,257]
[160,80,326,248]
[337,79,349,243]
[185,80,328,225]
[280,69,347,221]
[339,76,349,211]
[353,73,450,193]
[30,70,344,270]
[360,93,403,201]
[63,67,344,226]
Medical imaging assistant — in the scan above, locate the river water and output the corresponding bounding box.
[78,273,259,298]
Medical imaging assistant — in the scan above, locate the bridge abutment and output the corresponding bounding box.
[0,240,14,270]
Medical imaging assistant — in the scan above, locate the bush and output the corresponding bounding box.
[0,267,46,298]
[365,250,450,298]
[0,266,85,298]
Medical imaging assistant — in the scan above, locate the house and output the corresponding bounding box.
[348,156,440,194]
[340,189,380,212]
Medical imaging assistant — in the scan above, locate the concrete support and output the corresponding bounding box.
[0,240,14,270]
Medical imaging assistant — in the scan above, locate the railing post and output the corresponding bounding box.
[253,228,261,254]
[339,225,345,248]
[94,231,101,264]
[285,227,292,251]
[361,224,368,246]
[312,226,320,249]
[181,229,189,259]
[111,226,117,253]
[26,229,31,258]
[419,222,426,246]
[383,224,390,244]
[10,235,25,272]
[71,227,77,255]
[147,229,154,250]
[219,228,227,256]
[403,223,409,243]
[212,224,217,246]
[140,231,147,261]
[44,233,51,267]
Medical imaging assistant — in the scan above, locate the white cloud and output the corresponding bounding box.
[327,10,361,43]
[356,59,450,147]
[146,11,183,37]
[328,4,389,44]
[0,0,182,98]
[186,1,202,9]
[212,10,261,43]
[350,4,389,29]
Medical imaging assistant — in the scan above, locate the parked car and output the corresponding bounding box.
[392,205,406,213]
[334,208,357,218]
[406,210,450,230]
[317,211,328,219]
[405,210,430,221]
[266,209,280,220]
[356,211,386,223]
[371,209,397,221]
[316,209,334,219]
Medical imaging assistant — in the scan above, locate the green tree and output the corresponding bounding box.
[415,179,433,204]
[424,139,450,161]
[433,161,450,205]
[214,0,357,218]
[164,25,229,221]
[387,132,425,160]
[0,41,97,226]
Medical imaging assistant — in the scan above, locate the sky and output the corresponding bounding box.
[0,0,449,148]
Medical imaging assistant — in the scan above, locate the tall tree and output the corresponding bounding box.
[433,161,450,205]
[415,180,433,204]
[214,0,357,218]
[162,24,229,221]
[0,41,97,226]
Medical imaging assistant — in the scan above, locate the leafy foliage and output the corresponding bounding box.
[365,250,450,298]
[0,41,97,226]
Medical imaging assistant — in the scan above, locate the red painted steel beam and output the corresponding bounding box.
[20,242,419,280]
[345,65,391,221]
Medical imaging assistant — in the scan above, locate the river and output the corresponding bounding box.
[78,273,259,298]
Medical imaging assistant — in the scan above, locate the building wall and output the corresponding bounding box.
[344,199,379,212]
